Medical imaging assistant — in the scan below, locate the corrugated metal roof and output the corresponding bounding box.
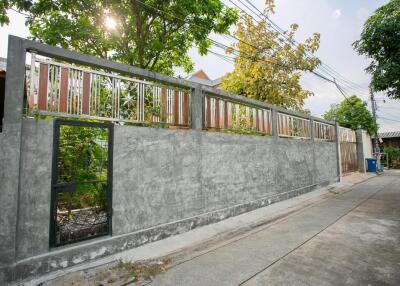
[378,131,400,138]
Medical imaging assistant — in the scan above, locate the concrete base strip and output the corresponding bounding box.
[3,179,335,283]
[21,173,376,285]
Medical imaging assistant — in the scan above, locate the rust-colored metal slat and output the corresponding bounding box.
[38,63,49,111]
[227,102,232,129]
[224,101,228,129]
[161,88,167,122]
[173,90,180,125]
[59,68,69,113]
[81,72,91,115]
[182,92,189,126]
[260,110,265,133]
[206,96,211,128]
[215,98,220,129]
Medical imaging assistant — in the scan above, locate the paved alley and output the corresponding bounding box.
[150,172,400,286]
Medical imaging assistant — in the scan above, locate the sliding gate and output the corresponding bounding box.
[339,127,358,174]
[50,120,113,246]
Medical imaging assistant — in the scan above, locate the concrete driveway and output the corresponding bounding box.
[150,171,400,286]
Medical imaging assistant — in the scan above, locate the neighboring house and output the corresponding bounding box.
[378,131,400,148]
[188,70,222,89]
[0,57,6,131]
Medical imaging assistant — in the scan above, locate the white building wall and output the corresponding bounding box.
[362,130,373,159]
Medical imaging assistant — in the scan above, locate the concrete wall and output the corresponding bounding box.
[112,125,338,235]
[2,120,340,282]
[362,131,373,159]
[1,119,339,282]
[356,129,373,172]
[16,119,53,260]
[0,36,341,283]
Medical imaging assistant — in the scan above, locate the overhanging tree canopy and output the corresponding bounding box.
[353,0,400,99]
[1,0,238,75]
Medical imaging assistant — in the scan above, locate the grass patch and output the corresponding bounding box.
[116,258,172,283]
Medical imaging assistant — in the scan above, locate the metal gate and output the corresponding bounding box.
[339,127,358,174]
[50,120,113,246]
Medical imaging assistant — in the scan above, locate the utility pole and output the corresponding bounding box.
[370,87,379,154]
[370,87,380,172]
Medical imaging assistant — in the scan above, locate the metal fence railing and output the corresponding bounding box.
[277,113,311,139]
[27,54,191,127]
[314,121,336,141]
[19,39,339,142]
[204,94,272,134]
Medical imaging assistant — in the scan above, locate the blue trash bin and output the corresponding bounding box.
[366,158,377,172]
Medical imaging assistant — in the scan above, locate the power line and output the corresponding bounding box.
[233,0,370,96]
[14,0,369,97]
[377,116,400,123]
[204,1,391,132]
[134,0,319,75]
[369,88,380,153]
[379,106,400,111]
[241,0,369,90]
[225,1,342,83]
[9,7,30,17]
[376,109,400,120]
[133,0,367,111]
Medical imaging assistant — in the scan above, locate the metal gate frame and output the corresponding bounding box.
[50,119,114,247]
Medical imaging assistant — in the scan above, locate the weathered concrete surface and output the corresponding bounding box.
[113,125,338,235]
[21,172,372,286]
[356,129,366,172]
[244,172,400,286]
[16,119,53,260]
[147,172,400,286]
[0,119,53,282]
[0,37,26,275]
[2,122,339,283]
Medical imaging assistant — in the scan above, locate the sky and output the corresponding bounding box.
[0,0,399,132]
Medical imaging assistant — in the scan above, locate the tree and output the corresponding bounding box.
[1,0,238,75]
[353,0,400,99]
[323,95,378,135]
[221,2,320,112]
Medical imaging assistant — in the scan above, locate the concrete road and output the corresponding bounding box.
[150,172,400,286]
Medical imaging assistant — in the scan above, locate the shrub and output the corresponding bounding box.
[384,147,400,168]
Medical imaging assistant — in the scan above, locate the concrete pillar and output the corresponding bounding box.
[0,36,26,273]
[310,118,315,142]
[356,129,365,172]
[310,118,317,185]
[190,84,203,130]
[335,122,342,179]
[271,108,277,137]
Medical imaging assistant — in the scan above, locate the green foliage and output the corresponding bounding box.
[323,95,378,135]
[1,0,238,75]
[353,0,400,99]
[57,125,109,211]
[0,0,31,24]
[384,146,400,168]
[221,2,320,112]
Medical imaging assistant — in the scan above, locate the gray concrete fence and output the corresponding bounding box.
[1,36,341,283]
